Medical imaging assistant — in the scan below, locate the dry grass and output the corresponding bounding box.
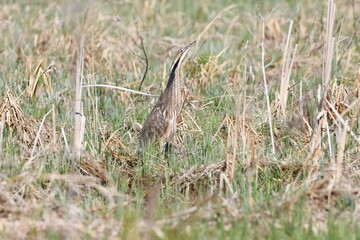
[0,0,359,239]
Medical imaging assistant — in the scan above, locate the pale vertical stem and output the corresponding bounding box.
[73,60,82,156]
[282,44,298,112]
[73,35,85,159]
[321,45,326,100]
[309,0,336,157]
[310,111,325,158]
[61,127,70,154]
[0,113,5,159]
[324,37,335,95]
[52,104,56,147]
[79,103,86,149]
[230,96,241,182]
[325,114,333,160]
[317,84,322,104]
[279,21,293,117]
[285,45,298,85]
[323,0,336,98]
[299,80,303,116]
[242,91,247,167]
[94,95,99,154]
[335,121,347,183]
[261,20,276,155]
[281,21,293,79]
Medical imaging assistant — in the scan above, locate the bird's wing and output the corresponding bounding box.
[139,102,172,146]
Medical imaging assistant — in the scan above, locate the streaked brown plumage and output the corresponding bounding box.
[139,41,195,148]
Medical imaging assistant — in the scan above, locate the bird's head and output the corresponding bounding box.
[170,41,195,73]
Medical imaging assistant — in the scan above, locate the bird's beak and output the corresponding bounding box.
[183,41,196,51]
[178,41,196,63]
[183,41,196,53]
[170,41,196,71]
[178,41,196,55]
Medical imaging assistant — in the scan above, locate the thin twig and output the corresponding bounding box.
[115,20,150,91]
[326,99,360,145]
[264,57,275,69]
[114,20,151,92]
[80,84,158,97]
[136,27,149,91]
[61,127,70,154]
[336,35,353,66]
[23,143,54,171]
[260,13,276,154]
[30,109,53,158]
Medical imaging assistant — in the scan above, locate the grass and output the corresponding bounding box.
[0,0,359,239]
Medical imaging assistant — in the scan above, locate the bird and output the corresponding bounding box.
[139,41,195,149]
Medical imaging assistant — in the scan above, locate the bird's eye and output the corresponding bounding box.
[178,48,186,54]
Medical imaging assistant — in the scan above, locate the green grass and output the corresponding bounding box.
[0,0,359,239]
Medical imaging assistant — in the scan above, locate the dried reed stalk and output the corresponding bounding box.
[72,35,85,159]
[52,104,56,146]
[324,1,336,93]
[299,80,303,116]
[326,99,360,145]
[79,103,86,149]
[0,113,5,159]
[260,14,276,154]
[61,127,70,153]
[309,111,326,164]
[325,114,333,160]
[279,21,298,118]
[335,121,347,183]
[226,98,240,182]
[27,60,52,98]
[309,0,336,157]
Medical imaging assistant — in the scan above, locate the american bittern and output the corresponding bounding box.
[139,41,195,148]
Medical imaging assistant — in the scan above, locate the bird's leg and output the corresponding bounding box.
[164,142,172,154]
[164,142,173,167]
[137,149,146,177]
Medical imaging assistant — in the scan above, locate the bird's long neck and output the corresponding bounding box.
[163,62,182,113]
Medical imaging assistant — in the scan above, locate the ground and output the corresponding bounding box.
[0,0,359,239]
